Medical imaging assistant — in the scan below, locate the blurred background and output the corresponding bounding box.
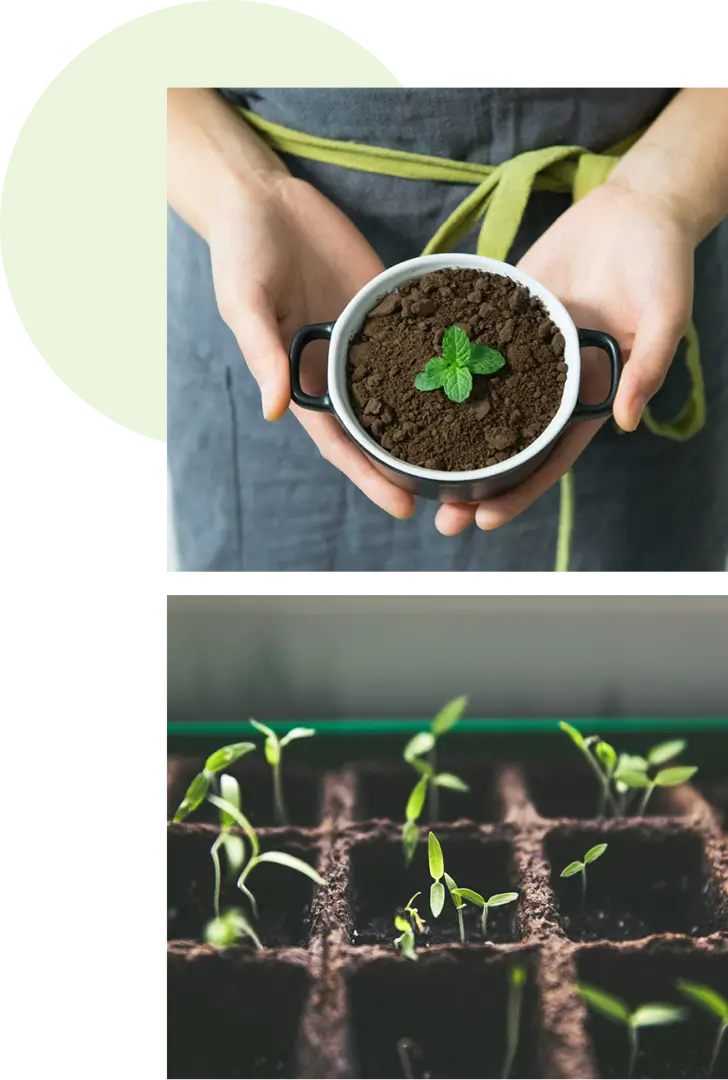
[168,596,727,721]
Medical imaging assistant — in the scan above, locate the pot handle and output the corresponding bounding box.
[289,322,336,412]
[572,328,622,421]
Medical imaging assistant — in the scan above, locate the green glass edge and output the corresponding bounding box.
[168,718,728,736]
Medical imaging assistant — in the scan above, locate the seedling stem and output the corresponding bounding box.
[502,964,526,1079]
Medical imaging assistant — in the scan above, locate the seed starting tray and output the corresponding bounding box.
[167,727,728,1079]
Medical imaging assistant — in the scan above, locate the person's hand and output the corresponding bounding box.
[209,173,415,520]
[435,178,696,537]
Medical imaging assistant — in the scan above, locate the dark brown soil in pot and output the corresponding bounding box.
[346,268,566,472]
[167,755,728,1079]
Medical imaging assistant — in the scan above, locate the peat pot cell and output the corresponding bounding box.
[347,951,539,1079]
[546,826,721,942]
[698,780,728,831]
[577,944,728,1079]
[168,951,310,1079]
[350,833,518,945]
[355,763,496,824]
[526,764,679,821]
[167,757,322,827]
[167,825,321,947]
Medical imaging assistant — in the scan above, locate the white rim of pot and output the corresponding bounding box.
[327,253,580,482]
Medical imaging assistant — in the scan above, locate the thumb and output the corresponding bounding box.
[221,285,291,421]
[613,313,685,432]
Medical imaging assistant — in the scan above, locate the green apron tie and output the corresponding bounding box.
[240,109,706,570]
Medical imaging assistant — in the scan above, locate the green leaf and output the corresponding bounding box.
[595,742,617,771]
[252,850,326,886]
[654,766,697,787]
[404,731,436,762]
[486,892,519,907]
[428,832,444,880]
[219,774,241,826]
[615,770,652,789]
[617,754,649,775]
[207,794,260,860]
[578,983,631,1025]
[648,739,687,767]
[559,721,587,750]
[584,843,608,865]
[173,771,210,822]
[430,880,445,918]
[249,719,276,740]
[401,935,418,962]
[433,772,470,791]
[467,342,506,375]
[204,742,256,774]
[452,887,485,908]
[221,832,246,874]
[394,914,411,934]
[279,726,316,748]
[631,1004,687,1029]
[414,356,450,392]
[561,861,583,878]
[431,695,468,735]
[402,819,419,865]
[442,326,471,366]
[406,775,429,822]
[443,366,472,403]
[443,873,464,909]
[205,909,262,951]
[676,980,728,1022]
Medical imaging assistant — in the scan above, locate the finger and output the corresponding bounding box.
[435,502,477,536]
[293,405,416,519]
[221,284,291,421]
[613,314,685,432]
[474,420,600,531]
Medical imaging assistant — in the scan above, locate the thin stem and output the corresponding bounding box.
[502,974,524,1079]
[210,836,223,918]
[580,866,587,906]
[428,745,439,822]
[709,1022,727,1076]
[627,1025,638,1078]
[273,760,288,825]
[457,906,465,943]
[638,782,656,816]
[482,904,489,939]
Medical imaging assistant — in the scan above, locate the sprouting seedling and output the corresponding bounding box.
[578,983,686,1077]
[402,696,469,862]
[428,831,446,919]
[173,740,256,822]
[250,720,315,825]
[402,892,426,935]
[502,964,527,1080]
[449,887,519,940]
[209,774,247,918]
[444,872,467,943]
[207,793,326,943]
[415,325,506,404]
[393,914,418,962]
[204,907,263,951]
[613,763,698,816]
[560,843,608,905]
[559,722,617,816]
[676,980,728,1075]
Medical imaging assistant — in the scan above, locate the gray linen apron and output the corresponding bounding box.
[167,89,728,571]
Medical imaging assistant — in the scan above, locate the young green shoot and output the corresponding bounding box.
[614,763,698,816]
[210,774,246,918]
[204,907,263,951]
[560,843,608,905]
[415,325,506,403]
[173,741,256,821]
[207,793,326,940]
[250,720,315,825]
[578,983,686,1077]
[402,696,469,861]
[444,872,466,943]
[559,723,616,816]
[450,887,519,940]
[393,914,418,962]
[676,980,728,1075]
[502,964,527,1080]
[428,831,446,919]
[403,892,426,935]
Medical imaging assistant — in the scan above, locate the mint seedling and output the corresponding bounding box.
[614,763,698,815]
[402,696,469,863]
[560,843,608,904]
[414,325,505,404]
[676,980,728,1075]
[173,741,256,822]
[578,983,686,1077]
[450,887,519,940]
[502,964,527,1080]
[250,720,315,825]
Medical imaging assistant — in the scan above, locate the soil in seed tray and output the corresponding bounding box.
[346,268,566,471]
[348,952,538,1078]
[168,951,309,1079]
[350,833,518,945]
[355,762,496,824]
[167,825,316,946]
[546,827,722,941]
